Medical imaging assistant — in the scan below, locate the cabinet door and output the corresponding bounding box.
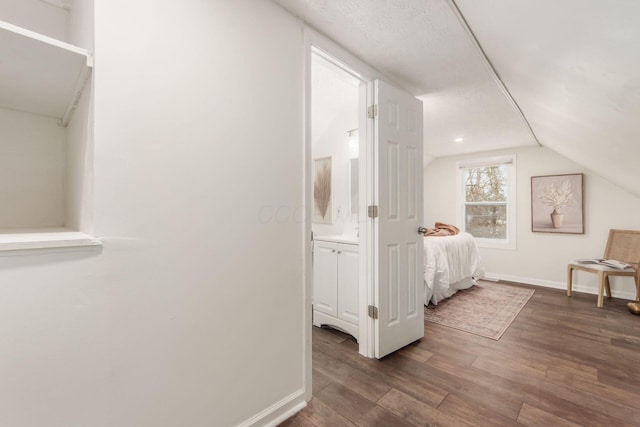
[313,240,338,316]
[337,243,359,325]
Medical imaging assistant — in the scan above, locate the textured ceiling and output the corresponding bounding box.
[273,0,538,157]
[274,0,640,197]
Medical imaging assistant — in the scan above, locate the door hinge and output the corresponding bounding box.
[368,305,378,320]
[367,104,378,119]
[367,205,378,219]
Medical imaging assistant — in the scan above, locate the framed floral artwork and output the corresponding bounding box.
[531,173,584,234]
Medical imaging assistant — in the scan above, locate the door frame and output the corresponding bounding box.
[303,26,423,399]
[308,44,374,357]
[303,28,380,400]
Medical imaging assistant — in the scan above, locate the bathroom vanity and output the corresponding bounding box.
[312,235,359,340]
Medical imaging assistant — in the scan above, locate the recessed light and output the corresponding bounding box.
[454,137,464,143]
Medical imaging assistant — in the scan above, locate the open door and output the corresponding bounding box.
[373,79,424,358]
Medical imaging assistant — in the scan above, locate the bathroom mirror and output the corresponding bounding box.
[349,158,359,215]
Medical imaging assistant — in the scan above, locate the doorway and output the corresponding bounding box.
[309,49,368,349]
[303,35,425,401]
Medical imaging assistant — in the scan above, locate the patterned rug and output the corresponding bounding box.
[424,280,534,340]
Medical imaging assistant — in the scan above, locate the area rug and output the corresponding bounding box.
[424,280,534,340]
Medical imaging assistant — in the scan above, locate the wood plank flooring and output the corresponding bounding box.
[280,282,640,426]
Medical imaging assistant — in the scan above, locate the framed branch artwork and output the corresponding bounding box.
[313,157,333,224]
[531,173,584,234]
[349,158,359,215]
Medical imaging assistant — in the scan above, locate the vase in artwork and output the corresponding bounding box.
[550,209,564,228]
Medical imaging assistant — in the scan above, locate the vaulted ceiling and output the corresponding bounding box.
[274,0,640,197]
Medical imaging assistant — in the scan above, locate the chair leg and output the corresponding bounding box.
[604,274,612,298]
[635,275,640,302]
[567,265,573,297]
[597,271,605,308]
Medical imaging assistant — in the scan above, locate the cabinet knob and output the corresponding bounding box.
[332,249,336,253]
[338,251,342,254]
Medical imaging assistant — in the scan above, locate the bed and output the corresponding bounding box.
[423,232,484,305]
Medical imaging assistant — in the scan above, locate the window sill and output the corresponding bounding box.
[0,228,102,254]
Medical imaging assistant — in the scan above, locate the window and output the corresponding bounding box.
[458,156,516,249]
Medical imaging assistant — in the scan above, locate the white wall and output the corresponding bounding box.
[65,75,94,232]
[93,0,304,425]
[0,0,306,426]
[0,0,68,40]
[0,108,65,229]
[0,0,69,230]
[65,0,94,232]
[67,0,93,50]
[425,146,640,298]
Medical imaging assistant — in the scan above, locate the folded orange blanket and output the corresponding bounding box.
[423,222,460,236]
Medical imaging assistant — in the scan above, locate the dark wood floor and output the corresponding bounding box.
[281,282,640,426]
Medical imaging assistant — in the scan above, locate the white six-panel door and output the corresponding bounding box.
[374,79,424,358]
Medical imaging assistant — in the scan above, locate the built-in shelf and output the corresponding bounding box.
[0,228,102,253]
[0,20,93,126]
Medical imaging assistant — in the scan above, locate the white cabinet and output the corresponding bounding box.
[313,237,359,340]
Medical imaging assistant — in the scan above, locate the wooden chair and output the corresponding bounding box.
[567,229,640,308]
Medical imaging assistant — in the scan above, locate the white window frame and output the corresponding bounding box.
[456,155,517,250]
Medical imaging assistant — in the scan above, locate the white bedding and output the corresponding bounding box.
[424,232,484,305]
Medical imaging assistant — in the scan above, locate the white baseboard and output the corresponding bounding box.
[237,389,306,427]
[483,272,637,300]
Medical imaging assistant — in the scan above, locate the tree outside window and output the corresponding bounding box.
[463,165,508,239]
